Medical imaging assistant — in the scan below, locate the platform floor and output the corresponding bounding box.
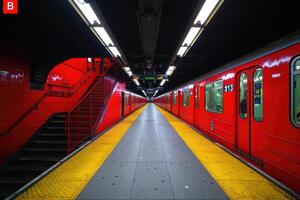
[16,104,293,200]
[78,104,227,200]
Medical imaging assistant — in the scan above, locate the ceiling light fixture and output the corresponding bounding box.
[176,0,223,58]
[166,66,176,76]
[182,27,201,46]
[123,67,131,72]
[127,71,133,77]
[142,90,148,98]
[153,90,158,97]
[194,0,220,25]
[72,0,100,25]
[133,79,140,86]
[69,0,123,58]
[94,27,114,46]
[108,47,121,57]
[160,79,167,86]
[122,67,133,77]
[177,46,188,57]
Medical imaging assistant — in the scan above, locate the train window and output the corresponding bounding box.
[253,68,263,122]
[173,92,177,105]
[195,85,200,108]
[205,80,223,113]
[125,93,129,106]
[239,73,248,119]
[183,89,190,107]
[292,58,300,126]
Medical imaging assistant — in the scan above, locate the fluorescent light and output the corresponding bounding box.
[160,79,167,86]
[72,0,100,25]
[194,0,219,25]
[166,66,176,76]
[94,27,114,46]
[127,71,133,77]
[108,47,121,57]
[133,79,140,86]
[142,90,148,98]
[177,46,188,57]
[123,67,131,72]
[122,67,133,77]
[153,90,158,97]
[182,27,201,46]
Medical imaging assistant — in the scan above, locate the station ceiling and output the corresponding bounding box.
[1,0,299,95]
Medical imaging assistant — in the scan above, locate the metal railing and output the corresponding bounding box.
[66,76,116,153]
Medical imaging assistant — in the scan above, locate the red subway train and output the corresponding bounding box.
[154,37,300,194]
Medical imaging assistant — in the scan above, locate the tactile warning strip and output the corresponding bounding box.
[16,105,147,200]
[155,105,294,200]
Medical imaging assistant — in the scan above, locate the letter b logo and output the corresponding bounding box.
[3,0,18,14]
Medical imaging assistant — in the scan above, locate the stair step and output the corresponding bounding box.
[39,132,65,137]
[31,140,67,144]
[47,120,65,126]
[24,147,66,152]
[13,160,57,168]
[43,126,65,130]
[36,134,66,141]
[28,142,67,149]
[7,164,49,172]
[18,155,62,162]
[21,149,66,157]
[52,115,67,120]
[41,127,65,134]
[0,112,68,199]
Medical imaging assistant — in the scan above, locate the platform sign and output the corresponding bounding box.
[3,0,18,14]
[145,76,155,80]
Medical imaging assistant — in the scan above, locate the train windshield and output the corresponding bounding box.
[293,59,300,126]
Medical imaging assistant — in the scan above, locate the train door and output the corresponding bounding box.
[194,84,201,126]
[129,94,132,113]
[121,92,124,117]
[237,67,263,156]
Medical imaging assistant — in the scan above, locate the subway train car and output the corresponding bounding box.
[123,91,146,117]
[154,38,300,193]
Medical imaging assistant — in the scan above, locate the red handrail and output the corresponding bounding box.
[66,75,117,153]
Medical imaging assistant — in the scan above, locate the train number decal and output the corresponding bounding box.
[224,84,234,92]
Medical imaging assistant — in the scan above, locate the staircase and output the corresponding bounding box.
[66,77,116,152]
[0,113,68,200]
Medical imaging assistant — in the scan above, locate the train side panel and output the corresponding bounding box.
[156,42,300,193]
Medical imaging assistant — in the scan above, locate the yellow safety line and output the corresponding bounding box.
[16,105,147,200]
[155,105,293,200]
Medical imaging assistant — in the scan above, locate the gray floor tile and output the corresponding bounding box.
[167,161,228,200]
[77,104,228,200]
[77,163,136,200]
[131,162,174,200]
